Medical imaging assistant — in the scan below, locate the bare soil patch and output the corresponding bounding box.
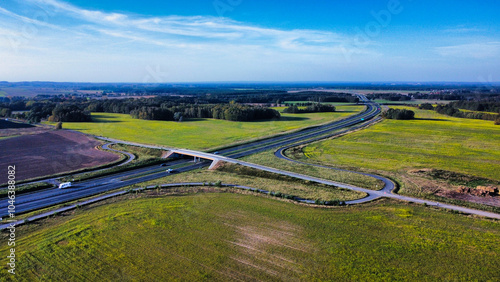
[406,168,500,207]
[438,190,500,207]
[0,130,120,184]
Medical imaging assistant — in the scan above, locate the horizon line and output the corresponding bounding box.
[2,81,500,85]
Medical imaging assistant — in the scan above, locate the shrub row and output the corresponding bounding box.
[315,199,347,206]
[381,108,415,120]
[269,191,298,200]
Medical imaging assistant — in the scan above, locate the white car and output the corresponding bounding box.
[58,182,72,189]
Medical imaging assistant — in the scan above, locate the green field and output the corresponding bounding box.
[302,107,500,181]
[56,106,363,151]
[2,193,498,281]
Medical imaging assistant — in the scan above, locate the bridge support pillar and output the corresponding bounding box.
[209,160,221,170]
[163,150,175,159]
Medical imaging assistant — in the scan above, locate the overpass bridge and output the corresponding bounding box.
[165,149,228,169]
[95,137,229,170]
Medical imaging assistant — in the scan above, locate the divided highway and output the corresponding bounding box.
[2,95,499,221]
[0,99,380,218]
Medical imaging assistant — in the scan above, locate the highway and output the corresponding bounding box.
[0,99,381,218]
[2,95,499,221]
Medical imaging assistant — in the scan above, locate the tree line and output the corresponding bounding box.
[0,97,281,123]
[0,91,358,123]
[129,103,280,122]
[448,100,500,113]
[369,93,412,101]
[282,104,336,114]
[84,98,282,121]
[369,92,497,102]
[283,92,359,103]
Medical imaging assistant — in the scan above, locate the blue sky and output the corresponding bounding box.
[0,0,499,82]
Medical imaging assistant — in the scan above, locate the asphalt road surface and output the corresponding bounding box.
[101,143,136,166]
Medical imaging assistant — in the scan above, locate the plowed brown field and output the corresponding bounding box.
[0,130,120,184]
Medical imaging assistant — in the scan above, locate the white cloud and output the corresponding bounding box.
[0,6,65,31]
[27,0,129,25]
[442,27,485,34]
[0,0,374,79]
[435,42,500,59]
[23,0,351,51]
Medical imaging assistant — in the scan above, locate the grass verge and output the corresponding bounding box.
[58,158,165,183]
[0,182,54,198]
[241,149,385,190]
[110,143,165,162]
[141,164,365,202]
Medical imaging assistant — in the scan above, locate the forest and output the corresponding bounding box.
[0,97,281,123]
[0,91,359,123]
